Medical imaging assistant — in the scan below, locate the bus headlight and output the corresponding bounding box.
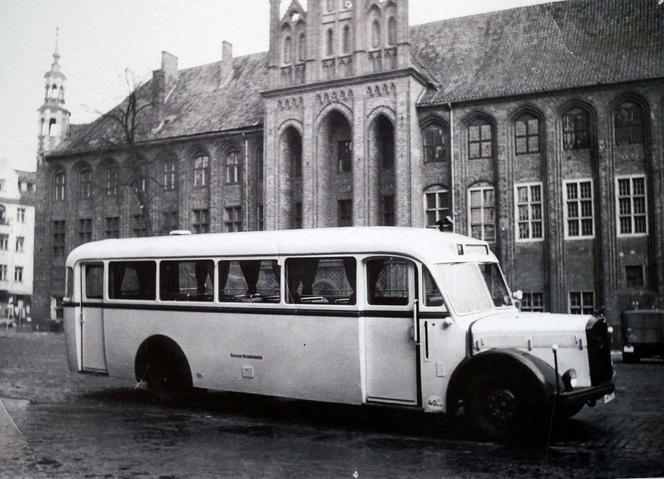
[562,369,578,390]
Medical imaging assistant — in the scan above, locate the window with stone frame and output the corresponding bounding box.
[133,214,147,237]
[79,167,92,199]
[298,33,307,62]
[615,101,644,145]
[104,165,118,196]
[54,171,66,201]
[387,16,397,46]
[14,266,23,283]
[562,108,589,150]
[192,209,210,234]
[514,113,540,154]
[15,236,24,253]
[515,183,544,241]
[569,291,594,315]
[564,179,594,239]
[423,124,447,163]
[337,199,353,227]
[193,154,209,187]
[326,28,335,56]
[467,119,493,159]
[0,234,8,251]
[424,187,450,228]
[163,159,176,191]
[105,217,120,238]
[337,140,352,173]
[161,210,178,234]
[520,292,544,312]
[224,206,242,232]
[53,220,66,257]
[226,150,240,185]
[468,183,495,241]
[17,208,25,223]
[371,19,381,49]
[342,25,352,54]
[625,265,645,289]
[616,175,647,236]
[78,218,92,243]
[283,35,292,64]
[382,195,395,226]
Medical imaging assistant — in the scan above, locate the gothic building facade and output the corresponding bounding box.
[34,0,664,331]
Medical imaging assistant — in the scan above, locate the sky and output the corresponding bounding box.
[0,0,555,173]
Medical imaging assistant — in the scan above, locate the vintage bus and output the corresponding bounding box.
[63,227,615,439]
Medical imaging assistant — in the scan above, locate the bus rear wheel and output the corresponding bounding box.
[138,342,192,405]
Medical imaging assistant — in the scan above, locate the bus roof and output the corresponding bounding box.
[65,227,497,266]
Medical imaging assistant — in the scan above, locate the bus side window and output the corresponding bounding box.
[423,266,447,311]
[85,264,104,300]
[366,258,410,306]
[65,267,74,300]
[109,261,156,300]
[286,257,356,305]
[160,260,214,302]
[219,260,280,303]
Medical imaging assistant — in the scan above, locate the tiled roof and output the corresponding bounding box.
[51,52,268,156]
[412,0,664,105]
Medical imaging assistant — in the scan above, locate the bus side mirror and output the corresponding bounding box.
[512,290,523,301]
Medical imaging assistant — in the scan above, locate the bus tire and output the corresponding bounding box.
[465,371,546,441]
[136,337,192,405]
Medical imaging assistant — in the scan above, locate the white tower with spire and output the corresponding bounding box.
[37,29,70,166]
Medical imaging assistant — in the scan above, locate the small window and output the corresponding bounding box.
[0,234,7,251]
[337,199,352,227]
[366,257,411,306]
[514,114,540,154]
[79,168,92,199]
[298,33,307,62]
[564,180,594,239]
[163,160,176,191]
[105,216,120,238]
[326,29,335,56]
[220,259,281,303]
[342,25,352,54]
[468,184,495,241]
[423,267,445,309]
[569,291,594,315]
[193,155,209,187]
[162,211,178,234]
[381,195,395,226]
[520,292,544,312]
[337,140,352,172]
[286,257,356,305]
[563,108,589,150]
[283,35,292,64]
[515,183,544,241]
[160,260,214,302]
[133,215,147,237]
[616,176,647,236]
[424,188,450,228]
[78,218,92,243]
[625,265,645,289]
[54,172,66,201]
[224,206,242,232]
[468,120,493,159]
[85,264,104,300]
[193,209,210,234]
[109,261,156,300]
[226,151,240,185]
[14,267,23,282]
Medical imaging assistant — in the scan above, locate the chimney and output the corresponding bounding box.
[161,51,179,85]
[219,41,234,87]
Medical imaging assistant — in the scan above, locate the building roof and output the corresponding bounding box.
[412,0,664,105]
[50,52,268,157]
[49,0,663,157]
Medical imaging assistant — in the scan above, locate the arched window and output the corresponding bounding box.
[104,164,118,196]
[467,118,494,159]
[298,33,306,62]
[387,16,397,46]
[48,118,57,136]
[342,25,352,54]
[326,29,335,56]
[226,150,240,185]
[193,154,209,187]
[514,113,540,154]
[562,108,589,150]
[163,159,176,191]
[283,36,292,64]
[422,123,447,163]
[59,86,65,101]
[79,167,92,199]
[468,183,495,241]
[615,101,644,145]
[372,20,382,49]
[424,186,450,228]
[54,171,66,201]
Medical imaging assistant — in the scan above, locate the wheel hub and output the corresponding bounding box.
[485,388,516,423]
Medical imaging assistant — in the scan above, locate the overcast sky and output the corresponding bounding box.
[0,0,555,172]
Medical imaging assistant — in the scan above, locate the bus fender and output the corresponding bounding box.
[134,335,193,387]
[446,348,557,414]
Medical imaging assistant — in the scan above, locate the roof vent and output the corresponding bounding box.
[169,230,192,236]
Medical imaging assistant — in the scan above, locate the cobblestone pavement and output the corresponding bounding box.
[0,333,663,478]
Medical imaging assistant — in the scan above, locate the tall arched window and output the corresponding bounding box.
[615,101,644,145]
[226,150,240,185]
[562,108,589,150]
[514,112,540,154]
[422,124,448,163]
[104,164,118,196]
[79,167,92,199]
[298,33,306,62]
[193,154,209,187]
[467,118,494,159]
[54,171,66,201]
[372,20,382,49]
[283,36,292,64]
[387,16,397,46]
[163,159,176,191]
[326,29,335,56]
[342,25,352,54]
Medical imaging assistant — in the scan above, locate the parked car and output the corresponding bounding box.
[622,310,664,362]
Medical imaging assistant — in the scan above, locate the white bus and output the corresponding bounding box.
[63,227,614,439]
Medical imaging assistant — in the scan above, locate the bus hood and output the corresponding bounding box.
[469,310,593,353]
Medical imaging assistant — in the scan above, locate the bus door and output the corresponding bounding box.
[363,257,419,405]
[80,262,107,372]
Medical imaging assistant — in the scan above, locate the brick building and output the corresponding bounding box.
[34,0,664,330]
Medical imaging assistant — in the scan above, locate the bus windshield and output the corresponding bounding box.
[435,262,512,315]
